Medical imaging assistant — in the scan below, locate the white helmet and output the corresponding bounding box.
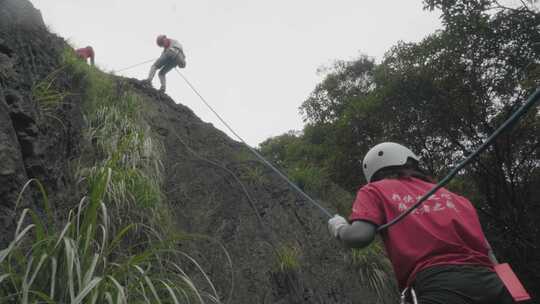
[362,142,419,182]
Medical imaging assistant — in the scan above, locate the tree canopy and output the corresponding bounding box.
[260,0,540,297]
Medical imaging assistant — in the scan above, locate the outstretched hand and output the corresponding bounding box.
[328,214,348,239]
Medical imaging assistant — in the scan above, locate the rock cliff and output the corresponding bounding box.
[0,1,381,302]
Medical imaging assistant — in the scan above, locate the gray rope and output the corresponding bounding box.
[175,69,333,219]
[115,58,155,73]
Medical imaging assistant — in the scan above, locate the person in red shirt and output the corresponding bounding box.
[75,46,95,66]
[328,142,514,303]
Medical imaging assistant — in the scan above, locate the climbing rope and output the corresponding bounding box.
[115,58,155,73]
[172,66,538,228]
[378,88,540,231]
[175,68,333,218]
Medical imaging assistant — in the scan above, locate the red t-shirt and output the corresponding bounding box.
[349,177,494,289]
[75,47,94,60]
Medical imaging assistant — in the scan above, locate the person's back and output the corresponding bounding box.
[166,39,185,68]
[75,46,94,65]
[328,142,516,303]
[166,39,183,52]
[352,176,494,290]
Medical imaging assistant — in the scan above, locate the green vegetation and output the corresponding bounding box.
[261,0,540,298]
[350,242,397,304]
[0,178,217,303]
[259,130,354,215]
[64,48,168,232]
[31,67,71,120]
[274,244,301,273]
[259,132,396,298]
[238,165,268,185]
[81,92,163,208]
[0,48,222,303]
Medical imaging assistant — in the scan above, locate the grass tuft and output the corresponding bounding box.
[31,67,71,119]
[274,244,301,272]
[350,241,398,303]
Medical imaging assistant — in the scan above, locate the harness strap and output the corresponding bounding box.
[400,287,418,304]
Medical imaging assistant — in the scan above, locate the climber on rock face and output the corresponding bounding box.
[144,34,186,93]
[328,142,515,304]
[75,46,95,66]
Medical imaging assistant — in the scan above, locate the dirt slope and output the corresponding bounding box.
[0,1,379,302]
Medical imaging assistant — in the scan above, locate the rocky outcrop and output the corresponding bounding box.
[0,5,84,248]
[0,0,380,302]
[0,0,45,29]
[0,87,28,246]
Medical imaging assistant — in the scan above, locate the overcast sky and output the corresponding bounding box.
[32,0,442,146]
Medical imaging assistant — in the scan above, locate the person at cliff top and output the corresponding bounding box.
[75,46,94,66]
[328,142,514,303]
[145,34,186,93]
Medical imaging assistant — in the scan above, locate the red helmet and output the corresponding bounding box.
[156,35,167,47]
